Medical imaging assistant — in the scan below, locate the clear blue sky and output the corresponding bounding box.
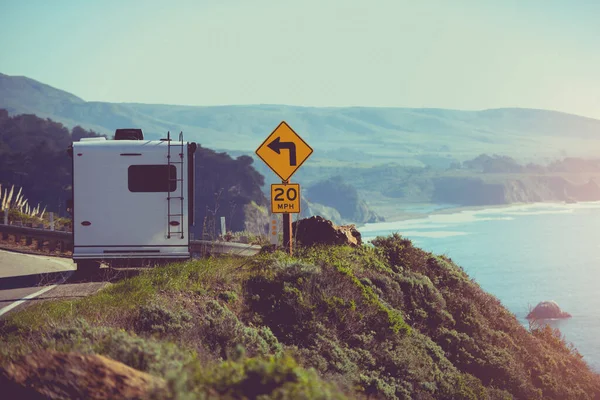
[1,0,599,118]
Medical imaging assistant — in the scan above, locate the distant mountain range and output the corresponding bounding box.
[2,72,600,165]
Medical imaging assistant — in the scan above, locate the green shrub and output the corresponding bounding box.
[3,233,600,399]
[371,233,427,272]
[218,291,239,303]
[135,303,192,336]
[197,300,282,360]
[172,354,347,400]
[46,319,194,376]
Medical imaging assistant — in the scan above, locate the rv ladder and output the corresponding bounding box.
[166,131,185,239]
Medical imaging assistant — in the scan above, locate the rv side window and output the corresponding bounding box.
[128,165,177,192]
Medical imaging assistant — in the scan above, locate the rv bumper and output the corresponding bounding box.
[73,246,190,260]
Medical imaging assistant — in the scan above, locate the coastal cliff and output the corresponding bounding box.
[2,233,599,399]
[432,176,600,205]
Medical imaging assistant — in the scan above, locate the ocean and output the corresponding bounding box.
[361,202,600,372]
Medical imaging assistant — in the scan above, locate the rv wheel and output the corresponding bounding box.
[76,260,101,274]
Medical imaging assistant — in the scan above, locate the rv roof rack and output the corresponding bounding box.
[115,128,144,140]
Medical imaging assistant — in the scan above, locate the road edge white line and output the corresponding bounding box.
[0,270,73,317]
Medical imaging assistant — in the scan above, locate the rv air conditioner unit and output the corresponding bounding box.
[115,128,144,140]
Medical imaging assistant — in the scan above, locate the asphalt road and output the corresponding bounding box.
[0,241,262,317]
[0,250,78,316]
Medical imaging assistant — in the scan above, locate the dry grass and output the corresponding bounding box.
[0,184,46,219]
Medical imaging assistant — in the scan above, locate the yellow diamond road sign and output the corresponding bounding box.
[256,121,313,181]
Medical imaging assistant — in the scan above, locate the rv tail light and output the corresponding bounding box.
[169,221,180,226]
[81,221,91,226]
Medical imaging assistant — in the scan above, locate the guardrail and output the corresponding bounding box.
[0,223,262,257]
[0,222,72,252]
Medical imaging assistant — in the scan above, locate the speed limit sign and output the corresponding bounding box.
[271,183,300,214]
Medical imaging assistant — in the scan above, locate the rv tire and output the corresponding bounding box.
[76,260,101,274]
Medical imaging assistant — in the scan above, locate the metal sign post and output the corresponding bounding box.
[282,210,292,256]
[256,121,313,256]
[277,180,297,255]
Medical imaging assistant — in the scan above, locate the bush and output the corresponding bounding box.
[197,300,282,360]
[135,303,192,336]
[4,233,600,399]
[47,319,194,376]
[218,291,238,304]
[167,354,347,400]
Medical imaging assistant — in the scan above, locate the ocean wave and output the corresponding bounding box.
[361,212,513,232]
[361,202,600,233]
[496,209,574,216]
[364,230,470,241]
[474,202,600,216]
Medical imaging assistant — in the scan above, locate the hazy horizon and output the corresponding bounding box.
[5,71,600,123]
[1,0,599,119]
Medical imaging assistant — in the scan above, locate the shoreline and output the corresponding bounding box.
[359,200,600,228]
[356,200,600,374]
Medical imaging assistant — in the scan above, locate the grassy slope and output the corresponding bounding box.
[1,236,599,399]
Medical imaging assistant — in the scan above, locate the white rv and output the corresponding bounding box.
[68,129,197,271]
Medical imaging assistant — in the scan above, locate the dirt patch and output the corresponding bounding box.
[0,350,166,399]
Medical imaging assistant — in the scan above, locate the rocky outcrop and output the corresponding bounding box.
[292,216,362,247]
[526,301,572,319]
[0,350,166,399]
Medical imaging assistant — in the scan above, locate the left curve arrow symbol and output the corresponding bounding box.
[267,137,297,166]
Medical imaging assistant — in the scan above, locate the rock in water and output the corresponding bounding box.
[292,216,362,247]
[0,350,166,399]
[526,300,572,319]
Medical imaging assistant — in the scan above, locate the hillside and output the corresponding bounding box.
[3,73,600,164]
[289,156,600,220]
[4,73,600,221]
[0,110,385,229]
[1,236,599,399]
[0,110,269,235]
[306,176,384,223]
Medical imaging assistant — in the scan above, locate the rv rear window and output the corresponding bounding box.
[128,165,177,192]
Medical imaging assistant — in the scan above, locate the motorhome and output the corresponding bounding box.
[68,129,197,271]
